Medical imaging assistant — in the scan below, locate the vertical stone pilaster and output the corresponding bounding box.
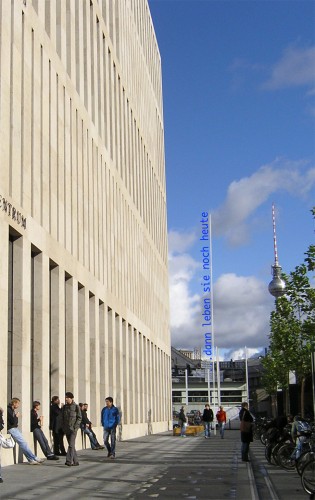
[107,308,115,397]
[78,285,89,404]
[65,276,79,397]
[99,302,106,403]
[50,265,66,399]
[94,298,101,424]
[115,314,123,410]
[134,329,139,424]
[0,221,9,408]
[12,236,31,435]
[89,294,97,421]
[32,252,50,421]
[123,321,129,425]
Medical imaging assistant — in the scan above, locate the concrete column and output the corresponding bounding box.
[89,294,98,423]
[78,286,90,404]
[115,314,123,410]
[65,276,79,397]
[122,321,129,425]
[130,326,135,425]
[107,308,115,397]
[11,236,31,436]
[134,330,139,424]
[99,302,106,403]
[50,266,66,399]
[0,221,9,408]
[32,252,50,424]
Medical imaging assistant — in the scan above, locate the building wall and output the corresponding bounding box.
[0,0,171,465]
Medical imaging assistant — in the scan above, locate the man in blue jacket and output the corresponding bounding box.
[101,397,120,459]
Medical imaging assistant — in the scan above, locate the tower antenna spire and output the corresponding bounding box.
[272,203,279,266]
[268,203,286,298]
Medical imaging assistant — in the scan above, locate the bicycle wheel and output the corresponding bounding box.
[301,458,315,495]
[272,441,286,466]
[296,451,312,476]
[253,425,261,440]
[265,443,277,465]
[277,443,296,470]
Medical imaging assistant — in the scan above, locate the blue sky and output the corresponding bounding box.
[148,0,315,360]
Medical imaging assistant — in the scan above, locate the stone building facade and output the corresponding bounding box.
[0,0,171,463]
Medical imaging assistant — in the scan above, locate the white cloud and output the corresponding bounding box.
[168,231,200,332]
[168,229,196,254]
[168,268,274,355]
[168,226,274,356]
[224,347,263,361]
[263,45,315,90]
[212,159,315,246]
[213,273,274,349]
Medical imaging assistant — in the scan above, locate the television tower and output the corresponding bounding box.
[268,203,286,298]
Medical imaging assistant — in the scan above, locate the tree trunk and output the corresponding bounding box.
[271,393,277,417]
[300,377,305,418]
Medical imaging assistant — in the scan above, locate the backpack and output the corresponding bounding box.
[296,419,311,435]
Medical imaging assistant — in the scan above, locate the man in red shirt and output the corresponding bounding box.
[216,406,227,439]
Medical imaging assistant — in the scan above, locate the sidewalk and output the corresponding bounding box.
[0,429,308,499]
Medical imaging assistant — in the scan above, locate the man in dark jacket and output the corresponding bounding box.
[101,397,120,459]
[61,392,82,466]
[202,404,214,438]
[49,396,66,456]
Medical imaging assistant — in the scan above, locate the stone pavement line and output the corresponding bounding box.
[249,437,306,499]
[246,460,260,500]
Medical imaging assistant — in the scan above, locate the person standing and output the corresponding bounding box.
[202,404,214,439]
[31,401,59,460]
[0,407,4,483]
[61,392,82,466]
[7,398,45,465]
[178,406,187,437]
[239,402,253,462]
[216,406,227,439]
[101,397,120,458]
[49,396,66,456]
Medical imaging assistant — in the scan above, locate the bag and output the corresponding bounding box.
[296,419,311,435]
[240,420,252,432]
[0,433,15,449]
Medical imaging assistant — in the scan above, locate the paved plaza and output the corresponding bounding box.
[0,430,309,499]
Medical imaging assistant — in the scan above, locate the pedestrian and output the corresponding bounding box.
[49,396,66,456]
[7,398,45,465]
[61,392,82,466]
[0,407,4,483]
[31,401,59,460]
[290,415,312,462]
[216,406,227,439]
[239,402,253,462]
[178,406,187,437]
[101,397,120,458]
[80,403,103,450]
[202,404,214,438]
